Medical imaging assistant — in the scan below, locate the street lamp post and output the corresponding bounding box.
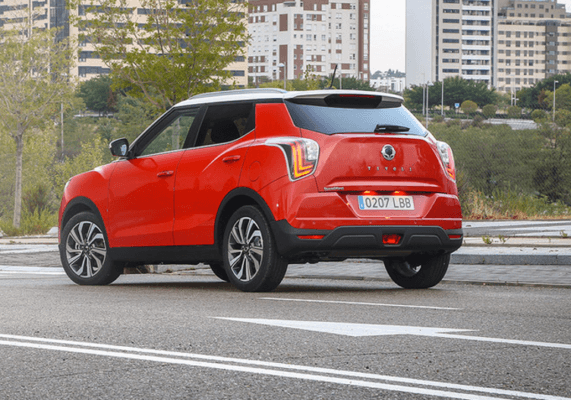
[425,83,431,128]
[441,79,444,117]
[553,80,559,122]
[278,63,286,91]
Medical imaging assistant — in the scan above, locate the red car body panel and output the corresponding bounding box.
[58,164,116,242]
[173,138,250,246]
[107,150,184,247]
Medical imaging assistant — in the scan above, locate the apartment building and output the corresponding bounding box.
[0,0,68,39]
[406,0,570,91]
[0,0,248,86]
[496,0,571,94]
[248,0,370,84]
[406,0,496,87]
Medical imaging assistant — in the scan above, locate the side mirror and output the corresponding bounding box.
[109,138,130,158]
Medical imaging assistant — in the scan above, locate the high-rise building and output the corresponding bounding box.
[496,0,570,95]
[0,0,68,37]
[406,0,496,88]
[247,0,370,85]
[1,0,248,86]
[406,0,570,92]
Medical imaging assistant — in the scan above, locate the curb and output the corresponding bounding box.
[451,253,571,266]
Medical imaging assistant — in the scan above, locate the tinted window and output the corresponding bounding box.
[285,101,427,136]
[195,103,255,147]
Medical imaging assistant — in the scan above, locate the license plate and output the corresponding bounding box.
[358,195,415,211]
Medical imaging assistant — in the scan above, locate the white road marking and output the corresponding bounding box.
[0,333,567,400]
[0,245,58,254]
[0,266,65,275]
[218,318,571,350]
[260,297,461,310]
[217,318,473,337]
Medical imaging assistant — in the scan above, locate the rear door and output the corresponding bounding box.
[173,102,255,246]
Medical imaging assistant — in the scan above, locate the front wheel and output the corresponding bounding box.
[60,211,122,285]
[384,253,450,289]
[223,206,288,292]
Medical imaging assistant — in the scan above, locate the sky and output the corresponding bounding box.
[370,0,571,74]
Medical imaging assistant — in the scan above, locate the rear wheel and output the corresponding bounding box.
[384,253,450,289]
[60,211,122,285]
[223,206,288,292]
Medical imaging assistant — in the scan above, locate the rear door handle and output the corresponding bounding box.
[223,155,241,163]
[157,170,174,178]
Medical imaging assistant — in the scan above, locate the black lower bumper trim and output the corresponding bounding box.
[271,220,463,260]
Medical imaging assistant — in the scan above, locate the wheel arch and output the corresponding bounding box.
[214,188,276,251]
[60,197,104,234]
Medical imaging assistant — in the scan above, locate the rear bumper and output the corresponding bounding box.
[271,220,463,261]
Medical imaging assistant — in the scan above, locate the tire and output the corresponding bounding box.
[222,206,288,292]
[209,262,229,282]
[60,211,122,285]
[384,253,450,289]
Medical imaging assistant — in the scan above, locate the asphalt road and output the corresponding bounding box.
[0,260,569,399]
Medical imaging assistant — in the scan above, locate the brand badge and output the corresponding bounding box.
[381,145,395,161]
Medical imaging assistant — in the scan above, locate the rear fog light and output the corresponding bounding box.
[382,234,402,245]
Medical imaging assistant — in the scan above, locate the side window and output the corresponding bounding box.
[140,109,199,157]
[195,103,255,147]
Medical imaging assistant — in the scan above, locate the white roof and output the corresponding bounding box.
[176,89,403,108]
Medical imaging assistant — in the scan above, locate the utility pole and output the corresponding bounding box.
[441,79,444,117]
[553,80,559,122]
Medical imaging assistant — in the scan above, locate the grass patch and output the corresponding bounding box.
[463,189,571,220]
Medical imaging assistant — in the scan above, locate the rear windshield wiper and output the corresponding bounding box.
[374,124,410,133]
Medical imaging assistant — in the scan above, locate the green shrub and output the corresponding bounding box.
[0,208,57,237]
[20,208,57,235]
[461,100,478,114]
[482,104,497,119]
[0,220,22,237]
[531,109,548,123]
[471,115,485,128]
[507,105,522,118]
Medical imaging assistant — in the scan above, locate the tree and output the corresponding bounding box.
[78,75,117,114]
[507,105,522,118]
[70,0,249,112]
[0,28,75,227]
[531,109,548,123]
[482,104,497,119]
[461,100,478,115]
[404,77,498,111]
[517,73,571,109]
[542,83,571,112]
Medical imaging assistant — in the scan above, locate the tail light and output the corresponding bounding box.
[266,137,319,181]
[437,141,456,181]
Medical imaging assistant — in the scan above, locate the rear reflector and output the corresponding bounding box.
[297,235,325,240]
[382,234,402,245]
[448,235,462,240]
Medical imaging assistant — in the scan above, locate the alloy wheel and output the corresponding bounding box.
[65,220,107,278]
[227,216,264,282]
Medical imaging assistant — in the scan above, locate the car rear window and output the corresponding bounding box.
[285,100,427,137]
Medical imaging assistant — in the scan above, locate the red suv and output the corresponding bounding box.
[58,89,462,292]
